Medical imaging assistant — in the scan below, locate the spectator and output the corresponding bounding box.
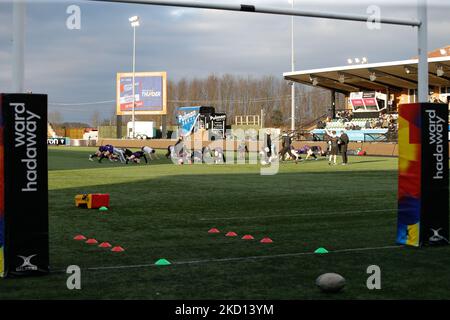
[338,130,350,165]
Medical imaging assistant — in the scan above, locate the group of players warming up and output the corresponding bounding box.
[261,129,349,165]
[89,130,349,166]
[89,145,158,164]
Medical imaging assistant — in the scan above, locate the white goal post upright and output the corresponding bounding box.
[12,0,26,93]
[417,0,428,103]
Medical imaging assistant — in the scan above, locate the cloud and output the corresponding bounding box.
[0,0,448,122]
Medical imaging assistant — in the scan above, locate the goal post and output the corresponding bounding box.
[397,103,449,247]
[0,93,49,278]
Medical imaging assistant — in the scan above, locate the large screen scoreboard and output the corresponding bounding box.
[116,72,167,116]
[349,91,386,112]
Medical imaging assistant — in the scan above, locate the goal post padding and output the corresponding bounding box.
[397,103,449,247]
[0,93,49,278]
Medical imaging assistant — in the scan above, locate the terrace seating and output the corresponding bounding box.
[325,116,396,131]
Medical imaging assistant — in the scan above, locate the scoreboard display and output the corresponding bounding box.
[349,91,387,112]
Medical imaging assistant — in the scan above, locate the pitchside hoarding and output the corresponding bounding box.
[0,93,49,277]
[397,103,449,247]
[47,137,67,145]
[116,72,167,115]
[210,113,227,139]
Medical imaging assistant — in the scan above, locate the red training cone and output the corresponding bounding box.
[242,235,254,240]
[260,237,273,243]
[85,238,98,244]
[73,235,87,241]
[208,228,220,234]
[111,246,125,252]
[98,242,112,248]
[225,231,238,237]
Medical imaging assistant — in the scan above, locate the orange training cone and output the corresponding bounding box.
[99,242,112,248]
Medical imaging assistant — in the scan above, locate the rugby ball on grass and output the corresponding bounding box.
[315,273,346,293]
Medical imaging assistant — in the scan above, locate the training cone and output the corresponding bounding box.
[260,237,273,243]
[155,258,171,266]
[73,235,87,241]
[314,247,329,254]
[242,235,254,240]
[111,246,125,252]
[225,231,238,237]
[98,242,112,248]
[99,206,108,212]
[85,238,98,244]
[208,228,220,234]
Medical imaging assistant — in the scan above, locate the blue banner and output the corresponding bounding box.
[177,106,201,137]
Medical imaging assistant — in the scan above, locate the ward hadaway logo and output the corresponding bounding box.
[16,254,38,272]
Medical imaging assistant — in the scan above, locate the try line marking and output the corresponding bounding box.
[198,208,397,221]
[53,244,402,273]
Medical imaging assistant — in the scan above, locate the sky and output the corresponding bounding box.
[0,0,449,123]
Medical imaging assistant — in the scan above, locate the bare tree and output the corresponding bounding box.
[166,73,330,128]
[90,110,101,128]
[48,111,63,125]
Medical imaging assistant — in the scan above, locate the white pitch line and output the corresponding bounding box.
[198,208,397,221]
[52,245,402,273]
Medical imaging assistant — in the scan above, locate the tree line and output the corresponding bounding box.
[49,74,344,129]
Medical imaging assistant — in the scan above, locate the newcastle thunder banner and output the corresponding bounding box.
[397,103,449,247]
[116,72,167,116]
[0,94,49,277]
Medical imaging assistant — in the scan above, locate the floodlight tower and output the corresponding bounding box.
[129,15,140,138]
[289,0,295,131]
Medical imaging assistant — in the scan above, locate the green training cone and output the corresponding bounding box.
[155,258,171,266]
[314,247,329,254]
[99,206,108,211]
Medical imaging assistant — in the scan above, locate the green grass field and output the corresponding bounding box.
[1,146,449,299]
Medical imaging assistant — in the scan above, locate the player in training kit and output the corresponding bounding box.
[126,151,148,164]
[113,147,127,163]
[279,132,298,163]
[165,145,174,159]
[89,145,112,162]
[237,142,248,160]
[98,144,114,163]
[213,147,225,164]
[141,146,159,161]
